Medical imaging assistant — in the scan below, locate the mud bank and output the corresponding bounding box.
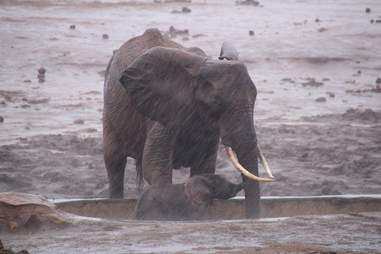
[1,109,380,199]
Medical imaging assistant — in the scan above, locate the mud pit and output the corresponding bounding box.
[1,0,381,253]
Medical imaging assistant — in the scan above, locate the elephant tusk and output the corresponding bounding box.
[257,144,274,179]
[225,146,273,182]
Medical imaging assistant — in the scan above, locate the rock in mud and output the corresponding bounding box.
[326,92,335,98]
[0,240,29,254]
[343,108,381,122]
[365,7,371,13]
[73,119,85,125]
[24,97,50,104]
[346,85,381,94]
[293,21,305,26]
[371,85,381,92]
[249,30,255,36]
[301,78,324,87]
[102,34,109,39]
[182,7,191,13]
[236,0,260,6]
[37,67,46,83]
[192,33,206,38]
[168,26,189,38]
[38,67,46,75]
[0,192,70,232]
[281,78,296,84]
[315,97,327,103]
[0,116,4,123]
[370,19,374,24]
[376,77,381,84]
[318,27,328,32]
[23,79,31,83]
[83,128,97,133]
[69,24,76,30]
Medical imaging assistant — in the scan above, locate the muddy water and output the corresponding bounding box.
[1,212,381,253]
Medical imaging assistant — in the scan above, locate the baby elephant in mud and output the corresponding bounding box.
[135,174,242,220]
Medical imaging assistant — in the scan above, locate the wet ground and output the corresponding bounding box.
[1,212,381,253]
[0,0,381,253]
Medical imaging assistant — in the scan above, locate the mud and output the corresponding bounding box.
[0,240,29,254]
[1,212,381,253]
[1,0,381,253]
[1,108,380,199]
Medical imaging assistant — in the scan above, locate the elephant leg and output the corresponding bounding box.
[143,123,175,185]
[104,139,127,199]
[190,139,218,176]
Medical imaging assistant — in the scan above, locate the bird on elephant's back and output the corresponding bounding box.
[103,28,274,218]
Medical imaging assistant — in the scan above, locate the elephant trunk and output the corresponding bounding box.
[235,143,261,218]
[221,112,273,218]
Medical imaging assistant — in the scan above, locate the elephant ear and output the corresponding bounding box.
[120,47,206,126]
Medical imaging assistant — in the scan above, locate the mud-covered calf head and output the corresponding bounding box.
[135,174,242,220]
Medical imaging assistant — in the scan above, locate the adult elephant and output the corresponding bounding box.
[103,28,273,218]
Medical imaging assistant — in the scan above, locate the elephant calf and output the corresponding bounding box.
[135,174,242,220]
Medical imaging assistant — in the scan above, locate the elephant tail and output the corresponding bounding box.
[136,159,144,193]
[103,49,117,93]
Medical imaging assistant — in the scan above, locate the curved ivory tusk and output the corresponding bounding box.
[257,144,274,179]
[225,146,273,182]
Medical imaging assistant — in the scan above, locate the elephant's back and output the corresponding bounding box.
[104,28,183,95]
[103,29,184,158]
[116,28,183,68]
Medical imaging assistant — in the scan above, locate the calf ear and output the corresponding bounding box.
[120,47,205,127]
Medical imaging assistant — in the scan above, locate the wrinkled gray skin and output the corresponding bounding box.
[136,174,242,220]
[103,28,260,218]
